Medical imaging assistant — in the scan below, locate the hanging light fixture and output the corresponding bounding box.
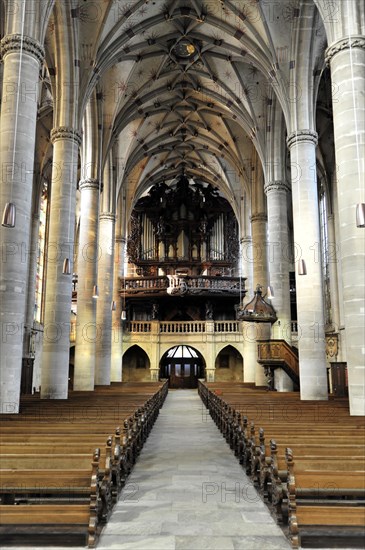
[298,259,307,276]
[62,258,71,275]
[121,310,127,321]
[2,202,16,228]
[92,285,99,299]
[356,203,365,228]
[111,300,117,311]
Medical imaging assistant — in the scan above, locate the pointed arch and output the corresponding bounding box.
[215,345,244,382]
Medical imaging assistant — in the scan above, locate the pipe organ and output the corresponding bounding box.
[127,176,239,277]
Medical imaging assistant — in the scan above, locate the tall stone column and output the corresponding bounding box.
[251,213,270,387]
[325,37,365,415]
[73,178,100,390]
[240,236,256,384]
[327,213,341,333]
[95,213,116,386]
[22,212,40,357]
[111,236,125,382]
[41,127,81,399]
[265,180,293,391]
[205,320,216,382]
[287,130,328,400]
[0,34,44,413]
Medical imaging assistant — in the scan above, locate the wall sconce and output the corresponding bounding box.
[111,300,116,311]
[298,259,307,276]
[2,202,16,228]
[62,258,71,275]
[356,203,365,228]
[92,285,99,299]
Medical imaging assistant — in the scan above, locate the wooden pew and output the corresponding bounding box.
[0,449,100,547]
[0,505,99,547]
[198,380,365,548]
[0,381,169,547]
[286,448,365,549]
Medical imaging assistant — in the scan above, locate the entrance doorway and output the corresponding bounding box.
[160,346,205,389]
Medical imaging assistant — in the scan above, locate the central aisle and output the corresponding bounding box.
[98,389,291,550]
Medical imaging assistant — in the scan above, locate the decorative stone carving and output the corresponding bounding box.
[79,178,100,192]
[325,36,365,66]
[264,180,291,195]
[0,34,45,64]
[326,333,338,358]
[50,127,82,146]
[264,366,275,391]
[286,129,318,149]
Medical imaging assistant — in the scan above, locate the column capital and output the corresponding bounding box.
[251,213,267,224]
[79,178,100,192]
[287,129,318,149]
[51,127,82,146]
[264,180,290,195]
[0,34,44,64]
[99,213,116,223]
[240,236,252,245]
[325,36,365,66]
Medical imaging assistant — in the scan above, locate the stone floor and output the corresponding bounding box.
[7,390,359,550]
[97,389,291,550]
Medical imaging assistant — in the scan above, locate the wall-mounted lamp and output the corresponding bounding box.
[2,202,16,228]
[298,259,307,276]
[92,285,99,299]
[111,300,116,311]
[62,258,71,275]
[356,203,365,228]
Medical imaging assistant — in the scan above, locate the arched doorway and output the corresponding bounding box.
[215,345,244,382]
[123,346,151,382]
[160,346,205,389]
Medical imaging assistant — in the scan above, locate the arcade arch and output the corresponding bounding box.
[122,345,151,382]
[215,345,244,383]
[160,345,205,389]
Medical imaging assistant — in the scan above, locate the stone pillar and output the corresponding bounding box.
[327,213,341,332]
[73,178,100,390]
[205,320,216,382]
[23,213,40,351]
[240,236,256,384]
[95,213,116,386]
[251,213,270,387]
[0,34,44,413]
[265,180,293,391]
[111,236,125,382]
[325,37,365,415]
[287,130,328,400]
[41,127,81,399]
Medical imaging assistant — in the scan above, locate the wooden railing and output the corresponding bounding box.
[257,339,300,386]
[120,275,244,296]
[122,277,168,292]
